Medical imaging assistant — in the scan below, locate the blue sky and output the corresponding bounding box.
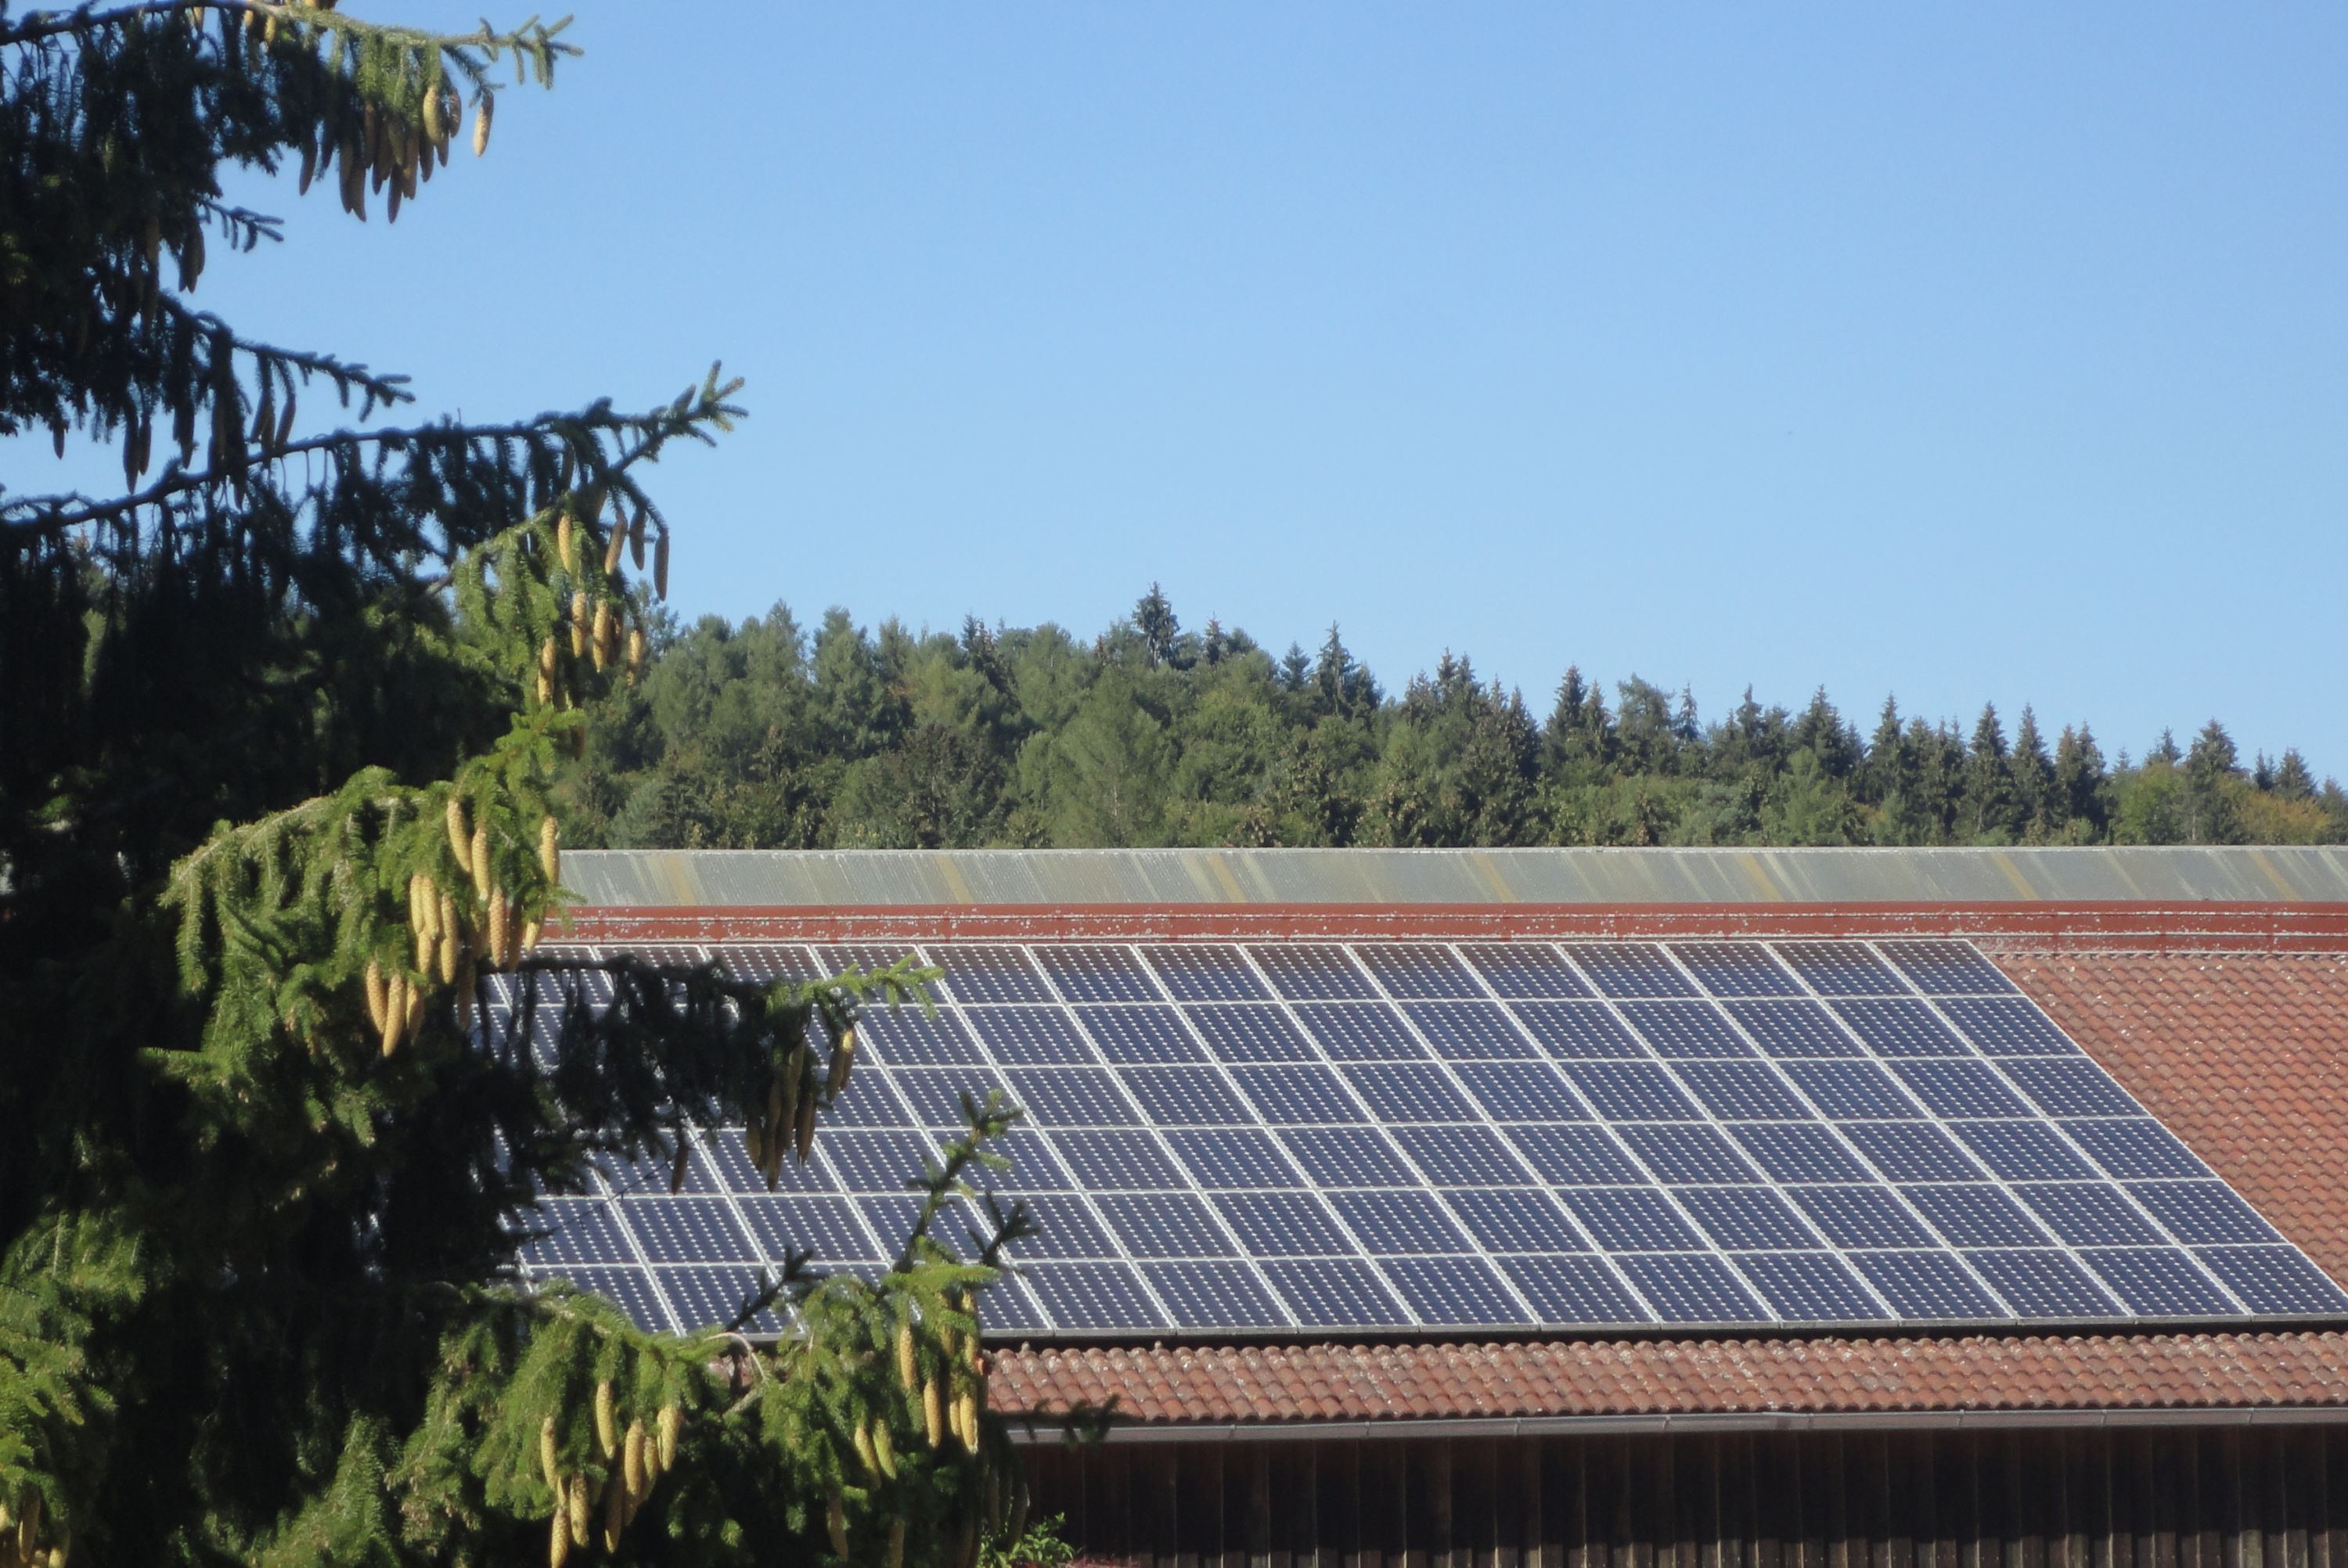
[41,4,2348,771]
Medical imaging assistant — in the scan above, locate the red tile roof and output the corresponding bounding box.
[1998,953,2348,1283]
[989,953,2348,1428]
[988,1331,2348,1424]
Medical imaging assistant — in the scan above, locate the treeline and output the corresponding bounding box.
[560,588,2348,851]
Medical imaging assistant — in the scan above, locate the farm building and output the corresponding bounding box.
[541,846,2348,1568]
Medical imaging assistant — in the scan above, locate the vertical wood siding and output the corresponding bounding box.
[1020,1428,2348,1568]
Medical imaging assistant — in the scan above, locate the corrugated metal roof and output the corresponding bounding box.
[564,846,2348,909]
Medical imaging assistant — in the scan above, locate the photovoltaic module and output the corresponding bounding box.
[502,938,2348,1336]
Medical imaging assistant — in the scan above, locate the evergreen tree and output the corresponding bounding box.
[1132,582,1182,667]
[2,12,1027,1565]
[1787,687,1859,779]
[2051,725,2112,842]
[2009,706,2054,839]
[2274,749,2318,802]
[1960,703,2018,841]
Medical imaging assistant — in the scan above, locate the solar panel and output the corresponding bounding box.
[517,938,2348,1335]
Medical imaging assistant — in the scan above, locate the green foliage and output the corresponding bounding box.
[564,589,2348,852]
[977,1511,1077,1568]
[2,8,1030,1564]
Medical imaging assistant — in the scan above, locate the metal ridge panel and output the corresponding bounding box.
[564,847,2348,912]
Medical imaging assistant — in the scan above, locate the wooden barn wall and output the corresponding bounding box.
[1019,1426,2348,1568]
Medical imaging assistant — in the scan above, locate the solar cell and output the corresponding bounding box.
[1212,1191,1356,1256]
[1619,1001,1756,1059]
[1353,944,1486,998]
[1937,998,2081,1056]
[1615,1253,1766,1322]
[1774,943,1908,996]
[1458,944,1593,998]
[1964,1248,2120,1318]
[2062,1119,2207,1180]
[1506,1124,1648,1185]
[713,944,824,984]
[1098,1192,1238,1258]
[2081,1247,2235,1316]
[1184,1004,1318,1062]
[1618,1124,1762,1185]
[2197,1247,2348,1314]
[1051,1131,1189,1191]
[1003,1068,1136,1127]
[1025,1262,1162,1328]
[1344,1063,1478,1123]
[891,1067,1010,1128]
[1454,1061,1586,1122]
[2126,1181,2281,1245]
[1832,999,1970,1057]
[551,1266,674,1332]
[662,1265,787,1334]
[1737,1251,1886,1322]
[1675,1061,1814,1121]
[1121,1067,1255,1127]
[698,1129,840,1195]
[1561,943,1697,998]
[1558,1062,1702,1121]
[1165,1127,1305,1189]
[1262,1257,1411,1326]
[1443,1188,1592,1253]
[1897,1184,2052,1247]
[1034,945,1162,1003]
[1674,1186,1817,1250]
[1402,1001,1540,1059]
[997,1196,1116,1259]
[2015,1183,2166,1246]
[1142,1261,1289,1327]
[1077,1005,1207,1063]
[1331,1189,1474,1254]
[818,1070,925,1128]
[1233,1064,1367,1124]
[1837,1120,1982,1181]
[1292,1002,1426,1061]
[1508,1002,1645,1059]
[520,1198,633,1266]
[1141,945,1272,1002]
[1887,1059,2035,1119]
[1502,1255,1650,1322]
[1381,1255,1527,1325]
[1875,940,2019,995]
[1950,1121,2097,1182]
[624,1197,760,1263]
[1733,1123,1874,1184]
[1786,1185,1937,1250]
[736,1196,882,1264]
[928,945,1055,1005]
[1558,1188,1705,1252]
[854,1007,985,1066]
[1723,1000,1867,1058]
[1281,1126,1418,1188]
[968,1006,1097,1064]
[1251,945,1377,1000]
[1667,943,1806,997]
[2000,1059,2143,1118]
[1392,1124,1530,1186]
[1847,1249,2005,1318]
[1782,1061,1924,1120]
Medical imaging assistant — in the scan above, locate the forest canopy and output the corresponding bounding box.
[562,585,2347,853]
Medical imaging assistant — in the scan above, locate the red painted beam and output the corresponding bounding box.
[556,901,2348,951]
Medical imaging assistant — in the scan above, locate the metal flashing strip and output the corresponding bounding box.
[1006,1404,2348,1445]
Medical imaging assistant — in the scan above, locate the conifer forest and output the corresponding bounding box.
[564,586,2348,854]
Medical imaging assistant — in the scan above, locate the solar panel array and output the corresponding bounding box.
[507,938,2348,1336]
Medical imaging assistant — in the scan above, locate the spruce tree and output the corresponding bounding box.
[2,9,1028,1565]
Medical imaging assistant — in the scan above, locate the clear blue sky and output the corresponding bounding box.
[68,5,2348,771]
